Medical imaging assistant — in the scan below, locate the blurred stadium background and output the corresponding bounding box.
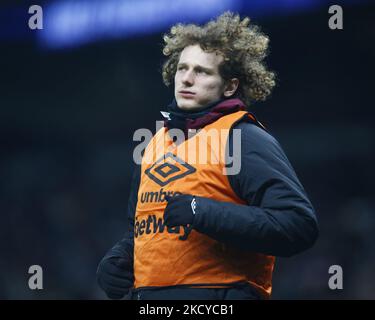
[0,0,374,299]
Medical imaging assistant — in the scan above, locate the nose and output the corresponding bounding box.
[181,69,194,86]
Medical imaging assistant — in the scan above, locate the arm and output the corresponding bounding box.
[192,121,319,257]
[102,163,140,259]
[96,163,140,298]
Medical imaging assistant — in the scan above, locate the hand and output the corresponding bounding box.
[164,194,196,227]
[96,254,134,299]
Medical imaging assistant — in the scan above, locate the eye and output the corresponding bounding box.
[196,68,209,75]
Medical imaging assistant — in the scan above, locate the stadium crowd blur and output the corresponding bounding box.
[1,1,374,299]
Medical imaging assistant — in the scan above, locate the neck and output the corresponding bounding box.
[168,98,228,119]
[177,98,225,112]
[163,97,246,139]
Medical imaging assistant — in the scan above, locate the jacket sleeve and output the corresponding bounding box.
[102,163,140,259]
[192,121,319,257]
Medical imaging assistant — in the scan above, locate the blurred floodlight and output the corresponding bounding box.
[38,0,239,48]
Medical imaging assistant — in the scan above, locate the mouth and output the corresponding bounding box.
[179,90,195,97]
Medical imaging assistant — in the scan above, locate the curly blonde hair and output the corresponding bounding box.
[162,12,276,104]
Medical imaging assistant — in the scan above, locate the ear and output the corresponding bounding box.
[223,78,239,97]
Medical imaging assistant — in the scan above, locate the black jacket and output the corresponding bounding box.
[104,115,319,300]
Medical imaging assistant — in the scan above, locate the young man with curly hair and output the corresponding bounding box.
[96,12,318,300]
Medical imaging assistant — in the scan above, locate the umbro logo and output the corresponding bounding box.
[145,153,196,187]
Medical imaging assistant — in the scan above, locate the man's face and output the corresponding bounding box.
[174,44,226,111]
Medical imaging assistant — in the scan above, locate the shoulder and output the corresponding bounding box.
[229,117,295,177]
[232,119,284,154]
